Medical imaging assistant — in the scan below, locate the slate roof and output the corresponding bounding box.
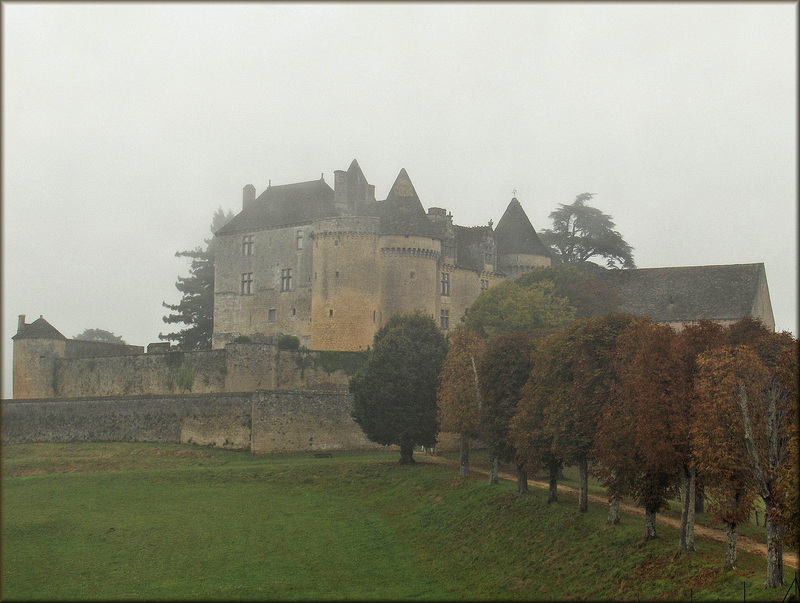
[378,169,439,238]
[12,316,67,340]
[494,197,551,257]
[216,179,336,235]
[454,225,492,271]
[602,263,767,324]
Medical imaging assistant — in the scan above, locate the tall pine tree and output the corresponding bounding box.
[160,207,234,351]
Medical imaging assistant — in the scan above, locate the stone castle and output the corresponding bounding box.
[6,158,776,453]
[212,159,551,351]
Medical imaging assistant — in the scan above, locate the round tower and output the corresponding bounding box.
[309,217,382,351]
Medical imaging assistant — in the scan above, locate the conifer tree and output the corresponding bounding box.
[160,207,233,350]
[539,193,635,269]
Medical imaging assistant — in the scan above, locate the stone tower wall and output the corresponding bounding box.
[379,235,441,323]
[309,217,383,351]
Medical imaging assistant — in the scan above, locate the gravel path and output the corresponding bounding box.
[421,454,798,569]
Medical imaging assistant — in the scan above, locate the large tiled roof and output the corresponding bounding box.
[216,179,336,235]
[12,316,67,340]
[603,263,766,323]
[494,197,551,257]
[379,169,439,238]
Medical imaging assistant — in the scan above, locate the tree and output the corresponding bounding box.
[539,193,635,269]
[692,347,759,570]
[437,327,485,478]
[549,314,639,514]
[695,326,798,588]
[510,329,572,504]
[595,318,682,540]
[73,328,126,345]
[350,312,449,464]
[464,279,574,340]
[672,320,727,554]
[160,207,234,351]
[478,333,536,493]
[516,264,620,319]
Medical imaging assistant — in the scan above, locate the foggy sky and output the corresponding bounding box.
[3,3,797,398]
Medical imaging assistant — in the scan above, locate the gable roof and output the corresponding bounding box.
[216,179,335,235]
[12,316,67,340]
[603,263,768,324]
[379,169,438,238]
[494,197,551,257]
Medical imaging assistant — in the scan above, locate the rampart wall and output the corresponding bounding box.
[16,342,361,400]
[1,391,379,454]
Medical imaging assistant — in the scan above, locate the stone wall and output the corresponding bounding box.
[17,343,357,400]
[1,391,380,454]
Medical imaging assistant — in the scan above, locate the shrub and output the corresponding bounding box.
[277,335,301,350]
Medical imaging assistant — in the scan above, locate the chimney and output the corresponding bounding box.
[243,184,256,210]
[17,314,25,332]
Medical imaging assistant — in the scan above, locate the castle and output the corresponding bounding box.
[211,160,551,351]
[7,159,775,454]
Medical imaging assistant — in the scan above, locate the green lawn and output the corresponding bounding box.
[1,443,794,600]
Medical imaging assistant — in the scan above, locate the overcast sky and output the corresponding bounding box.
[3,3,797,398]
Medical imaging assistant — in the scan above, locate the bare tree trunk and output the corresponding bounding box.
[765,513,784,587]
[644,505,657,540]
[724,522,737,569]
[578,455,589,512]
[695,480,705,514]
[607,494,620,525]
[459,434,470,478]
[516,464,528,494]
[488,454,499,485]
[680,465,696,553]
[547,459,559,504]
[399,442,415,464]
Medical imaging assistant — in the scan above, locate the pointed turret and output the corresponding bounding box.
[494,197,550,257]
[379,169,437,237]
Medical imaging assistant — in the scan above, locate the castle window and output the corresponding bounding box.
[241,273,253,295]
[373,310,376,323]
[242,235,254,256]
[291,307,296,317]
[440,272,450,296]
[329,309,334,317]
[480,279,489,290]
[281,268,292,292]
[296,230,303,250]
[268,308,277,322]
[335,271,340,278]
[410,271,416,279]
[334,240,339,247]
[440,309,449,330]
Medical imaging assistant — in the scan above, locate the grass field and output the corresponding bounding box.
[2,443,795,601]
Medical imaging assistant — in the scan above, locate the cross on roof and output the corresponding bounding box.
[512,189,517,197]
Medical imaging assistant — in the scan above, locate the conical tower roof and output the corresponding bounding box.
[379,169,437,237]
[495,197,551,257]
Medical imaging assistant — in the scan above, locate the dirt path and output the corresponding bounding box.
[421,455,798,570]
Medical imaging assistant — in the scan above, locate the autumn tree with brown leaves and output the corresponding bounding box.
[437,326,485,478]
[510,329,570,503]
[595,318,683,540]
[672,319,727,554]
[694,322,798,588]
[477,332,536,491]
[549,314,639,514]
